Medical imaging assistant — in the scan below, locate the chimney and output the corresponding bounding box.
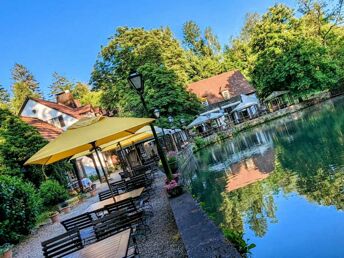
[56,90,81,108]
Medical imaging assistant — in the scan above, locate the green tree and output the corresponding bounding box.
[298,0,344,44]
[49,72,74,97]
[0,85,10,109]
[182,21,224,81]
[72,82,102,107]
[248,4,342,96]
[91,26,201,124]
[223,13,260,78]
[182,20,221,57]
[0,108,70,187]
[11,64,41,113]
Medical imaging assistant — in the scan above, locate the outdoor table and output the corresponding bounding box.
[64,228,131,258]
[86,187,144,213]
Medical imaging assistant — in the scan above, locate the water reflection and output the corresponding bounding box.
[184,97,344,256]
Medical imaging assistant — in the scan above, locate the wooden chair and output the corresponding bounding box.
[41,229,82,258]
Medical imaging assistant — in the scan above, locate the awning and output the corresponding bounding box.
[187,112,224,128]
[231,102,258,113]
[221,101,241,109]
[264,91,289,102]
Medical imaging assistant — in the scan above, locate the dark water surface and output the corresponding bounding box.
[184,97,344,258]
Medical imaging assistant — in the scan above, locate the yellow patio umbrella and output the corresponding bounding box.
[25,116,154,165]
[103,131,153,151]
[25,116,155,199]
[69,131,153,160]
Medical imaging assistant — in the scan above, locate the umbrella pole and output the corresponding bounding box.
[91,142,116,201]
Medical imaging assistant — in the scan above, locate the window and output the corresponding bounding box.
[49,115,65,128]
[222,90,231,100]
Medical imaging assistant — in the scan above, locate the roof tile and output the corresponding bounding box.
[21,116,63,141]
[187,71,256,104]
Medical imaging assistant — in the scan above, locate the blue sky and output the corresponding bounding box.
[0,0,296,97]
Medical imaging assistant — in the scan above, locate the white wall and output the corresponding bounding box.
[21,99,78,130]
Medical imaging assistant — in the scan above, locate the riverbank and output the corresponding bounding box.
[193,93,344,151]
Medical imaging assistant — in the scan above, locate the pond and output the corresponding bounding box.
[183,97,344,258]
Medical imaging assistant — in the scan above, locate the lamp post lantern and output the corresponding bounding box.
[153,108,160,119]
[128,72,172,180]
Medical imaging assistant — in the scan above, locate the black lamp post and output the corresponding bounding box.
[180,118,189,141]
[128,72,172,180]
[168,115,179,151]
[154,108,167,148]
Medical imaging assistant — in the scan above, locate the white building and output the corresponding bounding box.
[19,91,112,183]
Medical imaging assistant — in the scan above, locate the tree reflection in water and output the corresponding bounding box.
[184,97,344,238]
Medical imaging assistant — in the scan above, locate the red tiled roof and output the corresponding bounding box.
[29,98,85,118]
[187,70,256,104]
[21,116,63,141]
[226,149,274,192]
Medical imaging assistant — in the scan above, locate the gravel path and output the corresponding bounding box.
[13,171,186,258]
[139,171,187,258]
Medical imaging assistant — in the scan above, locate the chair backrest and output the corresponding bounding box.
[126,174,150,190]
[110,180,126,192]
[61,213,93,231]
[98,189,116,201]
[119,171,131,179]
[41,229,82,258]
[132,165,149,176]
[94,211,142,240]
[105,198,137,214]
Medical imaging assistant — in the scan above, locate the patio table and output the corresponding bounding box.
[64,228,131,258]
[86,187,144,213]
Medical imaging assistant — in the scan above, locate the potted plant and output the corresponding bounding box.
[59,201,71,214]
[165,173,183,197]
[48,211,60,223]
[167,152,178,173]
[0,244,13,258]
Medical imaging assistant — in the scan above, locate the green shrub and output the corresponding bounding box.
[194,136,206,150]
[167,156,178,173]
[39,180,69,207]
[0,175,42,245]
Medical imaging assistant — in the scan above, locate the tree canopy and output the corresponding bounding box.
[224,1,344,97]
[11,63,41,113]
[49,72,74,97]
[91,26,202,126]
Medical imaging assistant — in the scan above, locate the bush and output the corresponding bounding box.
[39,180,69,207]
[193,136,206,150]
[0,175,41,245]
